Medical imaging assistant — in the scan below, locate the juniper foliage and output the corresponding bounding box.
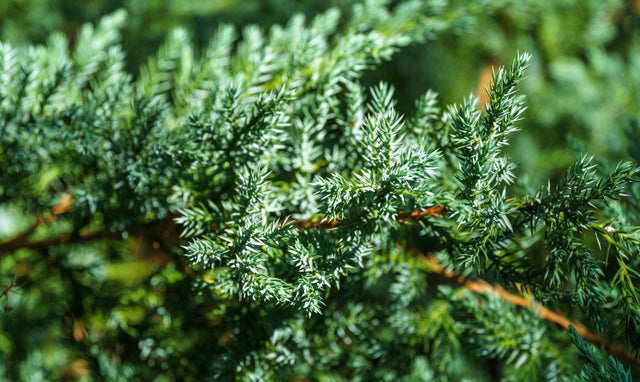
[567,325,632,382]
[1,1,639,380]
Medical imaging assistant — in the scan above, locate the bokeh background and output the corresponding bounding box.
[0,0,639,380]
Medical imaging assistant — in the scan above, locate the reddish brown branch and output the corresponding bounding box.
[0,218,175,256]
[0,279,17,314]
[1,279,16,299]
[0,230,120,254]
[416,252,638,364]
[1,205,446,254]
[292,205,446,229]
[0,193,74,254]
[293,219,341,229]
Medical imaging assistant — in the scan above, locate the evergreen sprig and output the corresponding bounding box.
[2,2,640,380]
[568,325,632,382]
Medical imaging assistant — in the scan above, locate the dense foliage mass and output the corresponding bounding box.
[1,0,639,380]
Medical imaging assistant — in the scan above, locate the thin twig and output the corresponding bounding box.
[415,252,638,365]
[0,193,74,254]
[1,279,16,299]
[1,203,446,254]
[0,218,181,254]
[0,230,120,254]
[292,205,446,229]
[1,279,17,314]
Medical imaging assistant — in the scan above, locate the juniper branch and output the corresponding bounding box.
[416,252,638,364]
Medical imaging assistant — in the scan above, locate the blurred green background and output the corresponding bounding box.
[2,0,638,182]
[1,0,639,380]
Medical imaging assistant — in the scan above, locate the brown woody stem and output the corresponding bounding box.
[416,252,638,364]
